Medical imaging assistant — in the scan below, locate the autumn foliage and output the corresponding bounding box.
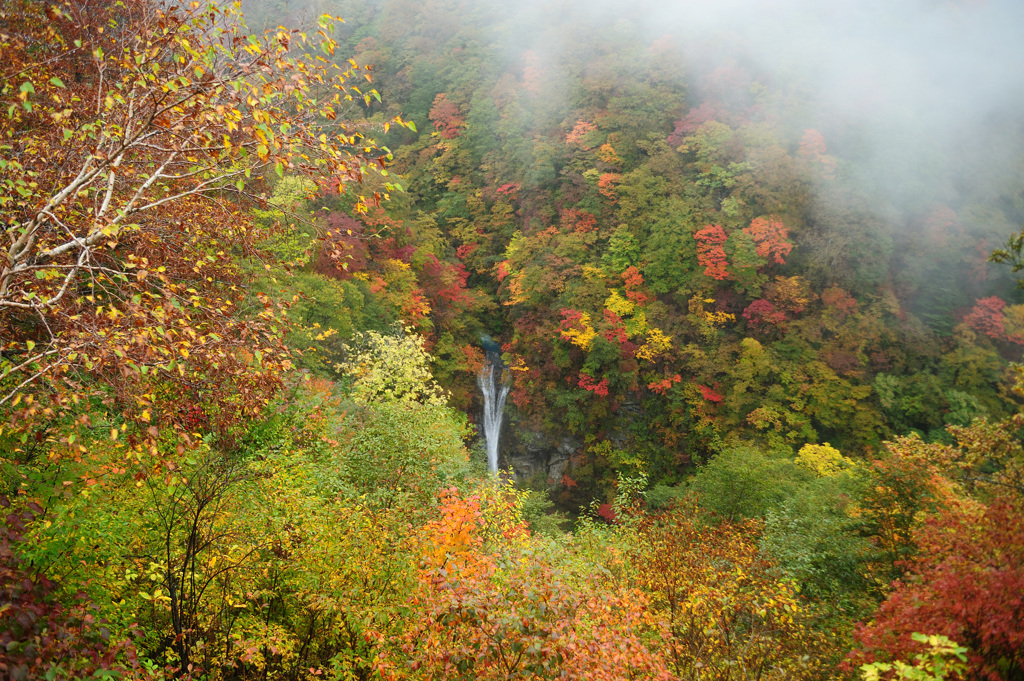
[853,497,1024,681]
[0,498,139,679]
[694,225,730,280]
[399,489,671,681]
[598,172,623,201]
[578,372,610,396]
[743,299,788,331]
[744,217,794,265]
[0,0,409,454]
[964,296,1009,341]
[566,119,599,148]
[4,0,1024,679]
[631,503,831,680]
[429,93,465,139]
[798,128,837,179]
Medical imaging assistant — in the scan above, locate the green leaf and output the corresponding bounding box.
[49,77,66,88]
[275,162,284,178]
[19,81,35,95]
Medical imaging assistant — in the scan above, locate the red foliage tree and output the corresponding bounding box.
[418,256,472,330]
[566,119,598,148]
[852,497,1024,681]
[455,243,478,259]
[601,310,629,343]
[743,299,787,330]
[496,182,520,197]
[559,308,587,332]
[648,374,682,395]
[799,128,828,158]
[798,128,837,179]
[598,173,622,201]
[923,205,958,248]
[667,102,722,147]
[694,225,730,280]
[697,384,724,403]
[318,212,369,279]
[597,503,618,524]
[969,238,993,285]
[522,50,544,95]
[964,297,1007,341]
[429,93,465,139]
[579,372,610,397]
[560,209,598,234]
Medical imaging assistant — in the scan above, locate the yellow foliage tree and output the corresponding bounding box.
[336,328,448,405]
[636,328,673,361]
[796,442,855,477]
[560,311,597,350]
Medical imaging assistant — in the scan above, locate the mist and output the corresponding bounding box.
[242,0,1024,308]
[248,0,1024,206]
[499,0,1024,212]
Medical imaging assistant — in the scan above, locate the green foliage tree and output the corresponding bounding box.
[860,634,968,681]
[689,445,812,522]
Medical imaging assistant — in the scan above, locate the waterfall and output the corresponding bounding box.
[477,351,510,474]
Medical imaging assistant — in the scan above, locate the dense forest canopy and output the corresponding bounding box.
[2,0,1024,679]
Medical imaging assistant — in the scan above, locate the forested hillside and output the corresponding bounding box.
[2,0,1024,679]
[240,0,1024,493]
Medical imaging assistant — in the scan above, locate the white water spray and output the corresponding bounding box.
[477,353,510,474]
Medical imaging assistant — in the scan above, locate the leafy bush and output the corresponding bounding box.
[689,444,813,521]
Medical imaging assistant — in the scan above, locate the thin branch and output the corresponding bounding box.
[0,349,61,382]
[0,363,57,408]
[42,247,89,308]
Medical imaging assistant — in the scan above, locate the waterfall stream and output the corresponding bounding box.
[477,351,510,474]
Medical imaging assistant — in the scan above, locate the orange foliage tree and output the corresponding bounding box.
[744,217,794,266]
[694,225,730,280]
[395,488,672,681]
[631,502,832,680]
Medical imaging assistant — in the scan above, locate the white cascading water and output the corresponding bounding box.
[477,352,510,474]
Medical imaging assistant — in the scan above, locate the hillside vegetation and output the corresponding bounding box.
[2,1,1023,679]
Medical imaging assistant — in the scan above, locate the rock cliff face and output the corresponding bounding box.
[473,401,581,489]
